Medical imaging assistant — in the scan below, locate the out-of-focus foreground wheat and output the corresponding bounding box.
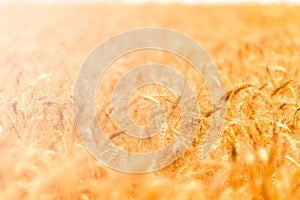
[0,4,300,200]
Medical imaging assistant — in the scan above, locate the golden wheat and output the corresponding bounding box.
[0,3,300,200]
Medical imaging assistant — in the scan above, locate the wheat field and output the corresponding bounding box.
[0,3,300,200]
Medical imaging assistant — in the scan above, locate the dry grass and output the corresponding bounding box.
[0,3,300,200]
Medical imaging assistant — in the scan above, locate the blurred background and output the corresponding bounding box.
[0,0,300,4]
